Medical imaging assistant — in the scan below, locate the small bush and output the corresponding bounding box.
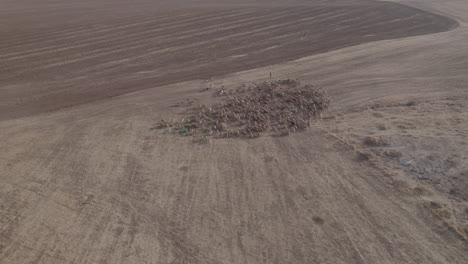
[363,136,388,147]
[376,123,387,130]
[384,149,403,158]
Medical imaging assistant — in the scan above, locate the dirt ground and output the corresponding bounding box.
[319,96,468,240]
[0,0,456,120]
[0,0,467,263]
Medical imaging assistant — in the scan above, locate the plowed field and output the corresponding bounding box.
[0,0,456,120]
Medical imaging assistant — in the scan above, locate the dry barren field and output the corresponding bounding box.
[0,0,457,120]
[0,0,467,263]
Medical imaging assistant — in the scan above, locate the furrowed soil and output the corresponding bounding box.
[0,0,456,120]
[0,0,467,263]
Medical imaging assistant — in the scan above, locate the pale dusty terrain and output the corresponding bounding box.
[0,0,467,263]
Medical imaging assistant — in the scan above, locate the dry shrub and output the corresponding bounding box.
[444,157,459,168]
[384,149,403,158]
[376,123,387,130]
[159,79,330,140]
[312,216,325,225]
[433,207,452,219]
[413,186,433,196]
[357,150,375,161]
[372,112,384,118]
[363,136,388,147]
[429,201,443,209]
[391,179,412,190]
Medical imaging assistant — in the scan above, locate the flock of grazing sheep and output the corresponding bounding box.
[157,79,330,142]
